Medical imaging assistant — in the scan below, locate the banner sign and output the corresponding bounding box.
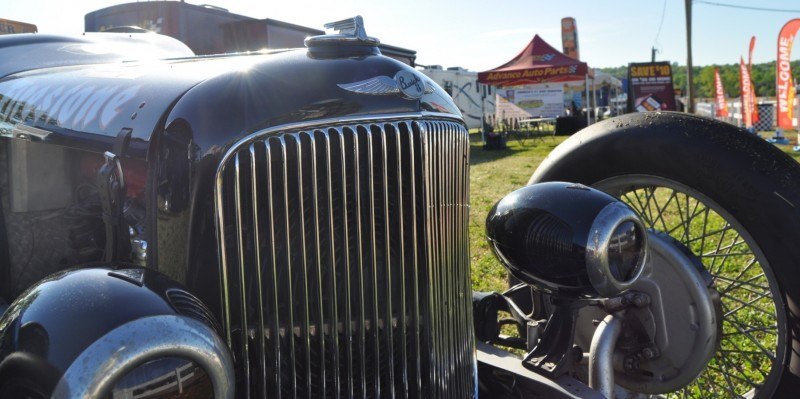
[748,36,759,123]
[714,68,729,117]
[740,57,753,128]
[481,65,584,86]
[627,62,676,112]
[561,17,580,60]
[495,86,565,120]
[777,19,800,130]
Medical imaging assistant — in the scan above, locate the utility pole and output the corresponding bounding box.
[685,0,695,113]
[651,47,657,62]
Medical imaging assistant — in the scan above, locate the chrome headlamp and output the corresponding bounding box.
[585,202,648,297]
[486,182,648,298]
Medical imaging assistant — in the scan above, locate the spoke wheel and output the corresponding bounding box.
[595,175,785,399]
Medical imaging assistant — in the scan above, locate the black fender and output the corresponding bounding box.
[0,265,224,397]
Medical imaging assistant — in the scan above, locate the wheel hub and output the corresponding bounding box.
[611,232,722,394]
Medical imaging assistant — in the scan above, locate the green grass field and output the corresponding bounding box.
[468,134,566,292]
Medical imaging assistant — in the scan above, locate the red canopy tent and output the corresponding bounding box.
[478,34,595,127]
[477,34,590,86]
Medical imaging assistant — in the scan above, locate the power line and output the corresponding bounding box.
[653,0,667,47]
[694,0,800,13]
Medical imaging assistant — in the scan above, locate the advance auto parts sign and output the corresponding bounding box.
[496,86,565,119]
[627,62,676,112]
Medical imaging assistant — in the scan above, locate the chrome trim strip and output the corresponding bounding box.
[394,122,409,395]
[320,130,341,396]
[234,153,252,395]
[365,124,381,397]
[408,122,422,396]
[306,131,327,396]
[214,164,233,347]
[380,124,396,398]
[51,315,234,399]
[290,133,313,397]
[277,136,298,399]
[334,127,355,398]
[264,141,283,398]
[249,143,268,395]
[352,126,367,397]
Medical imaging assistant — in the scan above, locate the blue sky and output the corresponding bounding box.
[4,0,799,71]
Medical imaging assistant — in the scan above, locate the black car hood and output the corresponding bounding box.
[0,46,460,159]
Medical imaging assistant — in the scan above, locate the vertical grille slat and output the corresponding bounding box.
[351,126,368,399]
[305,131,327,398]
[378,125,396,399]
[333,128,355,399]
[405,122,423,398]
[233,153,252,398]
[392,123,409,397]
[365,125,381,399]
[248,143,268,397]
[276,136,298,399]
[216,117,475,398]
[317,130,341,398]
[263,142,284,399]
[290,134,313,398]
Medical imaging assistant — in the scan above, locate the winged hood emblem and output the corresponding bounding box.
[338,70,436,99]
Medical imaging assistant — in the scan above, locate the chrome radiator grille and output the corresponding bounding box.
[215,117,475,398]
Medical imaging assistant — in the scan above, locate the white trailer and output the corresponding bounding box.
[421,66,495,130]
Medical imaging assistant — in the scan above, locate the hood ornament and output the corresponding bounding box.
[305,15,380,47]
[338,70,436,100]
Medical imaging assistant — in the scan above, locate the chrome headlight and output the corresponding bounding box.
[486,182,647,298]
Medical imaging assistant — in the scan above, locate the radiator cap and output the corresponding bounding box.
[305,16,380,57]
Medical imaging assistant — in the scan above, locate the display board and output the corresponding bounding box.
[495,86,565,120]
[627,62,676,112]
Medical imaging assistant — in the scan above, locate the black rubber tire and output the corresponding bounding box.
[528,112,800,398]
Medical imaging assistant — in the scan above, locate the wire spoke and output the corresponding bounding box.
[670,191,692,243]
[703,235,745,258]
[719,349,774,356]
[715,346,765,387]
[717,340,767,386]
[700,227,729,274]
[716,272,769,296]
[721,304,777,363]
[705,364,752,397]
[701,252,754,258]
[720,291,777,319]
[699,208,712,256]
[638,187,658,229]
[682,224,732,246]
[721,325,778,338]
[649,187,678,232]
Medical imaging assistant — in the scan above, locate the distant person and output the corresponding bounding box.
[675,98,685,113]
[483,118,494,134]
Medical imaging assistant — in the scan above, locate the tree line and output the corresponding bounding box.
[599,61,800,99]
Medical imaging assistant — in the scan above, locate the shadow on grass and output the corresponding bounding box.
[469,132,527,166]
[470,145,526,166]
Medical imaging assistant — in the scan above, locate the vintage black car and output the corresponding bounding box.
[0,17,799,399]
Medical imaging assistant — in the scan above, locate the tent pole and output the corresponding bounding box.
[592,77,596,122]
[585,74,590,126]
[481,84,486,145]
